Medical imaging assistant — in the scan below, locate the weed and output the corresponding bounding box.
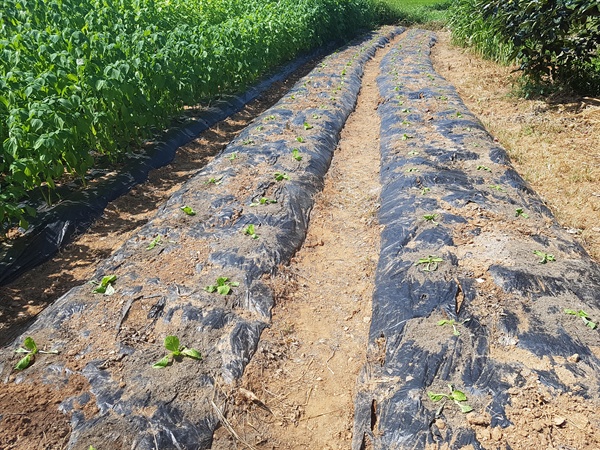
[292,148,302,161]
[153,335,202,368]
[564,309,597,330]
[428,384,473,413]
[415,255,443,272]
[250,197,277,207]
[515,208,529,218]
[181,206,196,216]
[274,172,290,181]
[91,275,117,295]
[146,235,162,250]
[533,250,555,264]
[14,337,58,370]
[438,319,460,336]
[423,213,439,225]
[205,277,239,296]
[244,224,259,239]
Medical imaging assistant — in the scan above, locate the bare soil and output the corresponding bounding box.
[2,28,600,450]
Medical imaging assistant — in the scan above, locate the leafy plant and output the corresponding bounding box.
[515,208,529,218]
[423,213,439,225]
[250,197,277,207]
[274,172,290,181]
[401,133,413,140]
[205,177,222,185]
[421,187,431,195]
[477,165,491,172]
[91,275,117,295]
[229,153,238,161]
[242,139,255,145]
[205,277,239,295]
[146,235,162,250]
[438,319,460,336]
[303,122,313,130]
[415,255,443,272]
[153,335,202,368]
[564,309,597,330]
[244,224,259,239]
[292,148,303,161]
[181,206,197,216]
[296,137,305,143]
[533,250,555,264]
[428,384,473,413]
[14,337,58,370]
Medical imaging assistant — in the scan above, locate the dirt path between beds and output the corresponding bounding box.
[210,34,402,450]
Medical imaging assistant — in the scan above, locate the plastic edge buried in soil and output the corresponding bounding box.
[0,27,404,450]
[353,28,600,450]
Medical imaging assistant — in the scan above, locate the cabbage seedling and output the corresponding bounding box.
[303,122,313,130]
[14,337,58,370]
[146,235,162,250]
[428,384,473,413]
[415,256,443,272]
[153,335,202,368]
[205,277,239,296]
[515,208,529,218]
[292,148,302,161]
[274,172,290,181]
[250,197,277,207]
[477,165,491,172]
[181,206,196,216]
[91,275,117,295]
[533,250,555,264]
[438,319,460,336]
[564,309,597,329]
[423,214,438,225]
[244,224,259,239]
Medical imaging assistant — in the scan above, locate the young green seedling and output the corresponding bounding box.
[296,136,305,143]
[274,172,290,181]
[477,165,491,172]
[146,235,162,250]
[244,224,259,239]
[533,250,555,264]
[205,277,240,296]
[423,214,439,225]
[242,139,255,145]
[564,309,597,329]
[256,125,264,131]
[205,177,222,185]
[229,152,238,161]
[265,115,276,121]
[515,208,529,218]
[91,275,117,295]
[249,197,277,207]
[14,337,58,370]
[303,122,313,130]
[455,112,463,118]
[292,148,302,161]
[181,206,196,216]
[401,108,410,113]
[415,256,443,272]
[311,114,321,120]
[438,319,460,336]
[421,187,431,195]
[489,184,505,192]
[401,133,413,140]
[428,384,473,413]
[153,335,202,368]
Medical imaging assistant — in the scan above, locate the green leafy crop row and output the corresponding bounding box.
[0,0,378,230]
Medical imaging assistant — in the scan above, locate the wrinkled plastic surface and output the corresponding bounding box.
[0,27,404,450]
[353,29,600,449]
[0,46,331,287]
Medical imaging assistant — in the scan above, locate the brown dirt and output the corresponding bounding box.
[431,31,600,261]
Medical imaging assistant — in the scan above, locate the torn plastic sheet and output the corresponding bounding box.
[0,27,404,450]
[353,29,600,449]
[0,45,334,287]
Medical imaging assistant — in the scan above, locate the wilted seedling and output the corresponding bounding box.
[428,384,473,413]
[153,335,202,368]
[533,250,555,264]
[14,337,58,371]
[438,319,460,336]
[250,197,277,207]
[477,165,491,172]
[91,275,117,295]
[244,224,259,239]
[146,235,162,250]
[296,136,305,143]
[205,277,240,296]
[274,172,290,181]
[489,184,504,191]
[423,213,439,225]
[181,205,196,216]
[564,309,597,329]
[292,148,302,161]
[415,255,443,272]
[303,122,313,130]
[515,208,529,218]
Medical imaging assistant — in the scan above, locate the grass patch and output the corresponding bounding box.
[375,0,451,27]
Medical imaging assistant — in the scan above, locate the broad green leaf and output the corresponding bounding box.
[164,336,180,352]
[104,284,115,296]
[457,402,473,413]
[216,277,229,286]
[93,285,107,294]
[564,309,577,315]
[14,354,33,371]
[450,390,467,402]
[23,337,37,353]
[152,355,170,368]
[230,282,240,287]
[427,392,447,402]
[182,348,202,360]
[437,320,450,326]
[181,206,196,216]
[204,285,217,293]
[100,275,117,287]
[217,285,231,296]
